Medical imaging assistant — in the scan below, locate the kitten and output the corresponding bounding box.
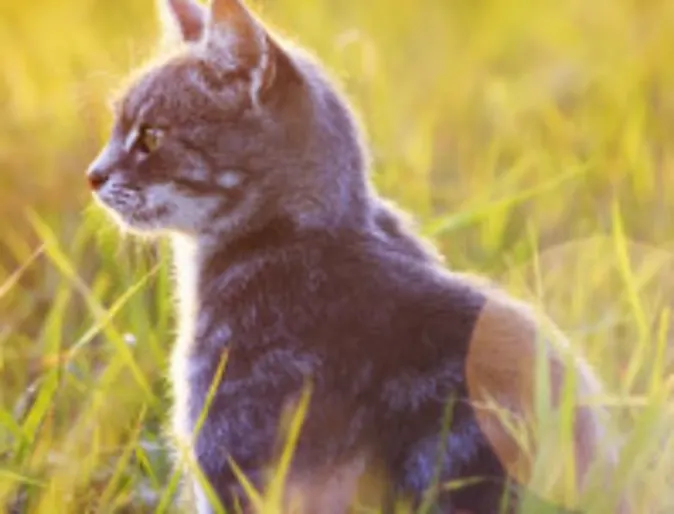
[86,0,628,512]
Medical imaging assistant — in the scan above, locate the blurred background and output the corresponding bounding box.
[2,0,674,512]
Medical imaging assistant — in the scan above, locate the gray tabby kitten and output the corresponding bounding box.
[86,1,629,513]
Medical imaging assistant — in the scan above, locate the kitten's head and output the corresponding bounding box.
[87,0,368,239]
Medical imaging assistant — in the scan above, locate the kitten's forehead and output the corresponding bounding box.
[115,52,247,126]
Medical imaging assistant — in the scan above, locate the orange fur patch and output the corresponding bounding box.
[465,284,629,513]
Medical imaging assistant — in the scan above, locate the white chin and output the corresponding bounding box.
[98,203,164,234]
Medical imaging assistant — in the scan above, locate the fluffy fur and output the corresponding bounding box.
[87,1,628,512]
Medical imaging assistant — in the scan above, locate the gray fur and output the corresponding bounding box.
[87,1,576,513]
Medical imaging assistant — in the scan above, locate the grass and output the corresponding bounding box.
[1,0,674,512]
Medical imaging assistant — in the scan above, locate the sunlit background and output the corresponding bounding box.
[2,0,674,512]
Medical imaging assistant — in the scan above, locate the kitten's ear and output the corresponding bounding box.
[204,0,277,101]
[158,0,206,44]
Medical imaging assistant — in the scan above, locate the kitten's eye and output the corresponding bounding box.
[135,125,164,154]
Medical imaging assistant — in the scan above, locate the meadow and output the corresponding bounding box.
[2,0,674,512]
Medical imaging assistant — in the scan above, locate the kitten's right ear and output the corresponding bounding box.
[158,0,206,43]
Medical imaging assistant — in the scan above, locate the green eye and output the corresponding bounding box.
[136,125,163,154]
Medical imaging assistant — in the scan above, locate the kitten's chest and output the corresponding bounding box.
[169,326,312,468]
[169,313,200,445]
[170,314,238,450]
[169,292,309,442]
[170,236,210,443]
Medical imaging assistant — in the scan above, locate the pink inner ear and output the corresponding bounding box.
[210,0,251,25]
[205,0,268,64]
[167,0,206,42]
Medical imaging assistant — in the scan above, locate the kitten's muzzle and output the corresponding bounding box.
[86,144,119,191]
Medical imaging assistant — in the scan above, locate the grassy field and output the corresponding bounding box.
[2,0,674,512]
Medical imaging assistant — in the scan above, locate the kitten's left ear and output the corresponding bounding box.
[205,0,277,103]
[158,0,207,44]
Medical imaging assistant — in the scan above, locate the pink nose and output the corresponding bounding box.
[86,165,110,191]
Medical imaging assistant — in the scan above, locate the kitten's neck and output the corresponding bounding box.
[171,233,202,339]
[170,216,302,316]
[168,194,438,327]
[170,194,433,297]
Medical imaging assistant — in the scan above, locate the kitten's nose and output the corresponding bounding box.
[86,165,110,191]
